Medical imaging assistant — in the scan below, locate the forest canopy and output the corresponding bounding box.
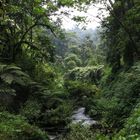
[0,0,140,140]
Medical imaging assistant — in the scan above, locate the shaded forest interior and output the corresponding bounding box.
[0,0,140,140]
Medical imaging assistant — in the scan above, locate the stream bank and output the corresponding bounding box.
[48,107,97,140]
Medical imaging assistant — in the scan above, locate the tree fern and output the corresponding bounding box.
[0,84,16,96]
[0,63,31,85]
[0,63,31,96]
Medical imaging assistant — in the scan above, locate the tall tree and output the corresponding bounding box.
[101,0,140,71]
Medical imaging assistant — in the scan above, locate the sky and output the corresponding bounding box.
[57,3,108,30]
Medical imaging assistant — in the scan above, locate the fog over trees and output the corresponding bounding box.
[0,0,140,140]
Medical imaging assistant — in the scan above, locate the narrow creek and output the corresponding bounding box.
[48,107,97,140]
[72,107,97,126]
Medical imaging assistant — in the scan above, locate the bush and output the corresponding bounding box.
[97,62,140,129]
[65,60,77,70]
[60,124,109,140]
[20,99,42,123]
[64,53,82,68]
[20,84,73,127]
[0,63,32,111]
[60,124,95,140]
[113,103,140,140]
[0,112,48,140]
[33,63,56,86]
[41,100,74,127]
[65,66,103,84]
[65,80,99,101]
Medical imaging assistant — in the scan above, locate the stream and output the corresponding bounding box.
[72,107,97,126]
[48,107,97,140]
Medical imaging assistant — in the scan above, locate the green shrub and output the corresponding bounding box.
[97,62,140,129]
[33,63,56,86]
[113,103,140,140]
[65,60,77,70]
[20,99,42,123]
[64,53,82,68]
[0,63,32,111]
[42,100,74,126]
[20,82,72,127]
[65,80,99,100]
[65,66,103,84]
[60,124,109,140]
[0,112,48,140]
[60,124,95,140]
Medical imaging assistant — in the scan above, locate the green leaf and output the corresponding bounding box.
[0,73,14,84]
[33,7,45,14]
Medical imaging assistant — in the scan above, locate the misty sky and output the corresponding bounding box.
[59,3,108,30]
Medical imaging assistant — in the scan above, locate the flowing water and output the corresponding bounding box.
[48,107,97,140]
[72,107,97,126]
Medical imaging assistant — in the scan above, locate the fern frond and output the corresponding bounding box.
[0,63,31,86]
[0,85,16,96]
[0,73,14,84]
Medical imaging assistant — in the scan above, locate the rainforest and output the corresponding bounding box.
[0,0,140,140]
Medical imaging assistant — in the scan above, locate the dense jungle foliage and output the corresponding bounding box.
[0,0,140,139]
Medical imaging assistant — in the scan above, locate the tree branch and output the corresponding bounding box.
[21,41,40,51]
[21,41,48,58]
[15,22,56,50]
[20,22,56,44]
